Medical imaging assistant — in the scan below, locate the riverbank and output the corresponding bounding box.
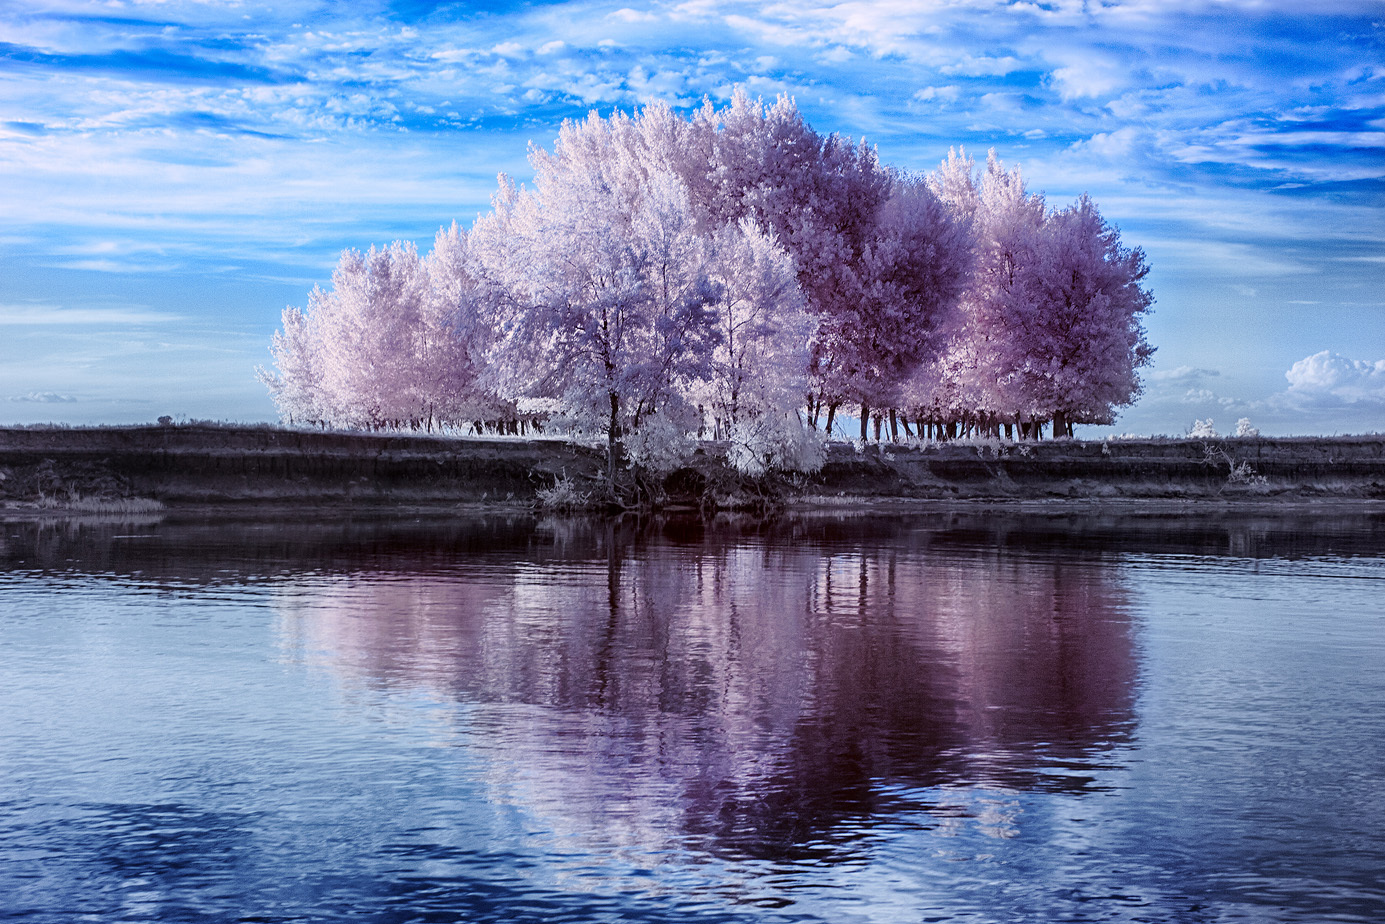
[1,424,1382,513]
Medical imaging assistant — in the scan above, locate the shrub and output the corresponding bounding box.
[535,475,592,512]
[1188,418,1218,438]
[727,414,826,477]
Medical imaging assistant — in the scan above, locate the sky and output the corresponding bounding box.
[1,0,1382,436]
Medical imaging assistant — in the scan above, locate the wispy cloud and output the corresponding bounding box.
[0,305,182,325]
[1149,366,1220,385]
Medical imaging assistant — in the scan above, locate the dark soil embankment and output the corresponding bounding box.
[1,425,1383,512]
[0,425,604,511]
[806,436,1385,503]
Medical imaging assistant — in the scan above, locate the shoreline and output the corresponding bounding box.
[1,423,1382,516]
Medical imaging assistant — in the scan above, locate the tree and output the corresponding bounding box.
[963,152,1051,435]
[262,234,501,431]
[902,151,1046,438]
[422,221,512,428]
[1025,194,1155,435]
[683,91,891,422]
[684,92,969,438]
[469,113,720,488]
[262,100,1156,456]
[907,150,1153,440]
[260,302,324,425]
[848,174,972,438]
[699,219,812,435]
[305,242,432,428]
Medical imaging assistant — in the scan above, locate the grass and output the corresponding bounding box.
[36,493,165,514]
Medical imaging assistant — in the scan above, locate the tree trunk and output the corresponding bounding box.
[1053,409,1068,440]
[860,403,870,442]
[889,409,898,441]
[607,391,620,492]
[826,402,838,439]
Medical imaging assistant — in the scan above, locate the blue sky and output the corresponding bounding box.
[2,0,1382,435]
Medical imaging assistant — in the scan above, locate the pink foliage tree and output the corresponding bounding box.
[849,174,973,439]
[1025,194,1156,435]
[682,91,968,439]
[682,92,888,427]
[308,242,433,428]
[422,221,514,427]
[908,150,1154,439]
[261,302,323,426]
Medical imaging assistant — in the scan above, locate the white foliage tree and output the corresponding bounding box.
[1189,418,1218,438]
[309,242,432,428]
[262,234,500,431]
[422,221,513,427]
[470,113,720,485]
[702,221,812,429]
[261,302,324,425]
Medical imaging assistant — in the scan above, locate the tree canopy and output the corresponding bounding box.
[261,94,1155,473]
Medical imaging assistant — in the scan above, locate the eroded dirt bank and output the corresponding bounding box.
[1,424,1383,512]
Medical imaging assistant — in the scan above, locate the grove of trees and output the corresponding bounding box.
[260,91,1155,478]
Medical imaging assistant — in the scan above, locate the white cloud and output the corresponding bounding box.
[1233,130,1385,149]
[913,85,959,102]
[940,55,1023,78]
[1049,55,1127,100]
[610,8,659,23]
[1284,351,1385,404]
[8,391,77,403]
[1069,127,1139,159]
[1180,388,1238,407]
[722,13,811,47]
[978,91,1023,113]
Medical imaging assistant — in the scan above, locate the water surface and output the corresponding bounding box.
[1,509,1382,922]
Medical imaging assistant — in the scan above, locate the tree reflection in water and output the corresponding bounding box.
[273,514,1139,862]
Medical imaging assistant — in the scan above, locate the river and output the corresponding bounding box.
[1,508,1381,922]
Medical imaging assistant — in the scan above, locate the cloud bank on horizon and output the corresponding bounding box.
[1,0,1381,434]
